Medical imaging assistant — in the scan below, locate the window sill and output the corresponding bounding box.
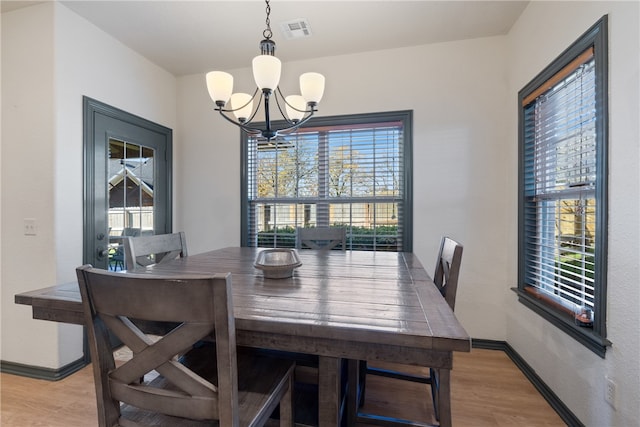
[511,287,610,358]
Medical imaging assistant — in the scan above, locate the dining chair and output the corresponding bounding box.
[108,228,142,271]
[76,265,295,427]
[295,227,347,251]
[356,236,464,425]
[123,231,188,269]
[108,246,125,271]
[122,227,142,237]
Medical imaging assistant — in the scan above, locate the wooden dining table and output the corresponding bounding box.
[15,246,471,427]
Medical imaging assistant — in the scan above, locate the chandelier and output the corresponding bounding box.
[205,0,325,141]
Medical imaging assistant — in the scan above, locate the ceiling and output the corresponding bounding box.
[3,1,529,76]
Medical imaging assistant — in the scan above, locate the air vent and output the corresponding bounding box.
[279,18,312,40]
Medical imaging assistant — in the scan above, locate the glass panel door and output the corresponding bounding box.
[83,97,172,271]
[107,139,155,270]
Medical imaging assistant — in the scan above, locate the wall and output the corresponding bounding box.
[177,35,512,341]
[1,2,177,368]
[505,1,640,425]
[1,2,59,368]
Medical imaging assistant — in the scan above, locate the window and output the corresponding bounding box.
[241,111,413,252]
[516,17,609,356]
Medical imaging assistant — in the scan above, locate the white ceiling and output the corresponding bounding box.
[3,1,529,76]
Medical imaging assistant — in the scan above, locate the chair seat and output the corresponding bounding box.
[120,345,295,427]
[241,348,354,426]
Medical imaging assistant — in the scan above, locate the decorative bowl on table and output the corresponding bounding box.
[254,249,302,279]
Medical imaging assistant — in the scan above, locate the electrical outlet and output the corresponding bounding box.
[605,376,616,408]
[24,218,37,236]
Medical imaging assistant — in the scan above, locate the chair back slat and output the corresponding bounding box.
[110,376,218,420]
[432,236,463,311]
[296,227,346,251]
[123,232,188,269]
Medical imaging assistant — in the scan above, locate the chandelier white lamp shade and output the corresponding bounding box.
[300,72,325,104]
[230,93,254,122]
[205,0,325,141]
[252,53,281,91]
[206,71,233,107]
[284,95,307,122]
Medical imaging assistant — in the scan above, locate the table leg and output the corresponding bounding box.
[346,359,359,426]
[438,368,452,427]
[318,356,341,427]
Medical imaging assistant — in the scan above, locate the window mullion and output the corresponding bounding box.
[317,131,329,227]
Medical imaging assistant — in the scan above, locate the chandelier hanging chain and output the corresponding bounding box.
[263,0,272,40]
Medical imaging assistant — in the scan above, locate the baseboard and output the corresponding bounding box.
[472,338,584,427]
[0,357,87,381]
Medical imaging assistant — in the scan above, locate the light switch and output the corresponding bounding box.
[24,218,37,236]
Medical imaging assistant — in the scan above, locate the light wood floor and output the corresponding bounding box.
[1,348,565,426]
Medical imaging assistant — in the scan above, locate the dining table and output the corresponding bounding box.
[15,246,471,427]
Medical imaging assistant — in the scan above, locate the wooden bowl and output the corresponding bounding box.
[254,249,302,279]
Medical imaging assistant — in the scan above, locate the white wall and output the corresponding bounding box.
[1,1,60,368]
[176,72,245,254]
[1,2,177,368]
[177,36,512,340]
[505,1,640,426]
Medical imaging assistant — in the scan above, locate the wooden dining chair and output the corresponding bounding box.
[76,265,295,427]
[295,227,346,251]
[356,236,464,425]
[108,228,142,271]
[123,231,188,269]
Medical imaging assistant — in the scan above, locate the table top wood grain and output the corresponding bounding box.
[16,247,470,355]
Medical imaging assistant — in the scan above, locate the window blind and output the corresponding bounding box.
[523,54,597,324]
[246,120,406,251]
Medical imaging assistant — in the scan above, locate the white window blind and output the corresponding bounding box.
[245,119,407,251]
[523,52,597,326]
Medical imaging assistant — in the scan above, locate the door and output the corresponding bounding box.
[83,97,172,270]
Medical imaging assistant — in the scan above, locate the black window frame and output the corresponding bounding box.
[515,16,610,357]
[240,110,413,252]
